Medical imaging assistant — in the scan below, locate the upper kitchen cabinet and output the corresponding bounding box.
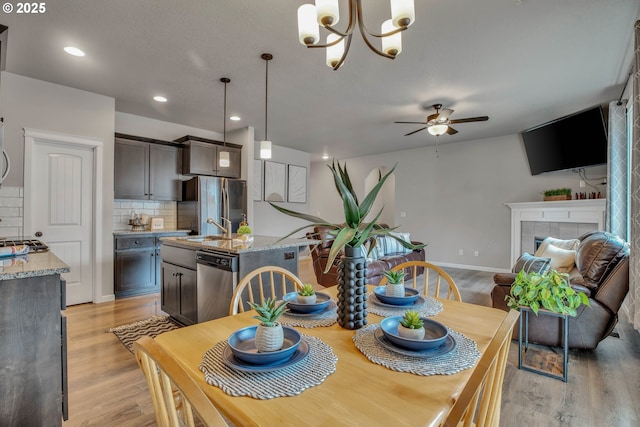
[176,135,241,179]
[114,133,182,201]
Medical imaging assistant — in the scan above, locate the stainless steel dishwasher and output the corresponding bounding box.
[195,251,238,322]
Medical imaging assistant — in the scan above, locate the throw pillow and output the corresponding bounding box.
[377,232,412,256]
[511,253,551,274]
[536,243,576,274]
[534,237,580,257]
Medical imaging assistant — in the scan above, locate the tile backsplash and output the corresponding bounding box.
[113,200,177,231]
[0,186,24,237]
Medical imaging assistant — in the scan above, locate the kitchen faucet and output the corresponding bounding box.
[206,217,232,238]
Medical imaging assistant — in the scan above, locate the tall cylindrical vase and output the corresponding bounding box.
[336,245,368,330]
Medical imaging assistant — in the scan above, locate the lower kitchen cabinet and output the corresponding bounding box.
[161,262,197,325]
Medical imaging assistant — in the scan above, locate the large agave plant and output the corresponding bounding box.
[270,161,425,272]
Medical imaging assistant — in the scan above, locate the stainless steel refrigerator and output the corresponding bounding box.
[177,176,247,235]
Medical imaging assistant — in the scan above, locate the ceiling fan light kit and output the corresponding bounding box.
[297,0,415,70]
[395,103,489,138]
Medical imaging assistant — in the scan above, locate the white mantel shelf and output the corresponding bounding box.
[506,199,606,265]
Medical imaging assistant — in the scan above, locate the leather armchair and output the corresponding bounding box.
[491,231,630,349]
[306,225,426,287]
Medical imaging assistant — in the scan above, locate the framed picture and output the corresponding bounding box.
[264,161,286,202]
[150,217,164,230]
[287,164,307,203]
[253,159,263,201]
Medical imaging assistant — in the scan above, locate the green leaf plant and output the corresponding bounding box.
[400,310,424,329]
[298,284,315,297]
[383,270,406,285]
[248,298,288,327]
[269,160,426,273]
[505,269,590,316]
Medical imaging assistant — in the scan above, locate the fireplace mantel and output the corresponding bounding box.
[506,199,606,265]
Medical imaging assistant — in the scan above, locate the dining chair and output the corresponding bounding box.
[133,336,229,427]
[380,260,463,301]
[229,265,306,315]
[443,309,520,427]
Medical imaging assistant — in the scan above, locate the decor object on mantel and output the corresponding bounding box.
[395,103,489,137]
[259,53,273,159]
[297,0,415,70]
[269,160,425,330]
[543,188,572,201]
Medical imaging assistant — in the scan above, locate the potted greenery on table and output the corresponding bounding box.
[269,161,425,330]
[297,283,317,304]
[504,269,590,316]
[384,270,406,297]
[248,298,288,352]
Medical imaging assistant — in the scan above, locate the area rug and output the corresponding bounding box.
[109,315,182,353]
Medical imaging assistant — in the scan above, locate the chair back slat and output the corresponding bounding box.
[133,336,228,427]
[230,266,305,315]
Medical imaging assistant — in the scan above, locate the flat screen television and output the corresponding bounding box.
[521,106,608,175]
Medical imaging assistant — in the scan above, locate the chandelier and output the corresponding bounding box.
[297,0,415,70]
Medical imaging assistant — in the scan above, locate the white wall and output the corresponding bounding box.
[310,134,607,271]
[0,71,115,299]
[252,143,311,239]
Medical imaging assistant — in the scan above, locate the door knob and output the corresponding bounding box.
[35,231,43,237]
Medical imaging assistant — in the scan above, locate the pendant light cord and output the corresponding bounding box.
[220,77,230,147]
[262,53,273,141]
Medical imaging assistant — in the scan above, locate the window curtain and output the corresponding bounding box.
[607,100,628,238]
[628,20,640,330]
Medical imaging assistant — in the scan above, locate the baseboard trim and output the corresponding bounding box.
[431,261,509,274]
[95,294,116,304]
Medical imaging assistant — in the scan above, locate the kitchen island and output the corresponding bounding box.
[0,250,70,426]
[159,235,318,325]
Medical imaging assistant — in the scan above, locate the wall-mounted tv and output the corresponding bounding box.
[521,106,608,176]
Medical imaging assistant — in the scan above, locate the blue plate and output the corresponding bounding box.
[223,340,310,373]
[370,293,426,310]
[374,328,456,358]
[380,316,448,351]
[227,325,301,365]
[283,291,331,313]
[373,286,419,306]
[284,300,337,318]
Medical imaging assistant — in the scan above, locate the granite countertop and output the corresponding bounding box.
[161,234,319,254]
[113,229,192,237]
[0,251,70,280]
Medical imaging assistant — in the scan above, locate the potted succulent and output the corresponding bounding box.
[397,310,425,340]
[384,270,406,297]
[269,160,426,330]
[504,269,590,316]
[248,298,289,352]
[297,283,317,304]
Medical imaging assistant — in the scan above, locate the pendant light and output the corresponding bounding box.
[218,78,231,168]
[260,53,273,159]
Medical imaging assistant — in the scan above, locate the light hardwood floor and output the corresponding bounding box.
[61,259,640,427]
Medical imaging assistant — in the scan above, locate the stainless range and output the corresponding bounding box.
[0,238,49,252]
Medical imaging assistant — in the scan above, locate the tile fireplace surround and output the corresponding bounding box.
[506,199,606,266]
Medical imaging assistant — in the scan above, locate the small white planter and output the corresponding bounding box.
[297,294,317,304]
[254,323,284,352]
[386,283,405,297]
[397,324,425,340]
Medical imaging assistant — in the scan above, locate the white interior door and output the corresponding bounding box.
[26,134,95,305]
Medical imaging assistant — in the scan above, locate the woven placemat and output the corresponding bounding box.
[367,292,443,317]
[353,324,480,376]
[200,335,337,399]
[108,315,181,353]
[280,304,338,328]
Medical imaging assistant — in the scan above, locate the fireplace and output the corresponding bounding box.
[506,199,605,266]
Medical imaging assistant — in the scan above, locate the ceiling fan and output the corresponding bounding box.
[395,104,489,137]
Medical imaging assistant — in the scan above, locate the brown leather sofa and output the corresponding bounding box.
[491,231,630,349]
[306,225,426,287]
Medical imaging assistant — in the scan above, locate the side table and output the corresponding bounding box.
[518,307,569,382]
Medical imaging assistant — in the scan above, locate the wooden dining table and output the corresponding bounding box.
[154,286,510,427]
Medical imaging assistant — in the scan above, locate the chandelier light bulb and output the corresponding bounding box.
[390,0,416,28]
[298,4,320,45]
[315,0,340,26]
[381,19,402,57]
[326,33,345,69]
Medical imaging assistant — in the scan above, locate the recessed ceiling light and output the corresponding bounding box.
[229,115,241,121]
[322,153,329,160]
[63,46,85,57]
[153,96,168,103]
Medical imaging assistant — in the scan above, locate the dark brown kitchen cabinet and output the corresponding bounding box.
[176,135,242,179]
[161,261,197,325]
[0,273,67,426]
[114,134,182,201]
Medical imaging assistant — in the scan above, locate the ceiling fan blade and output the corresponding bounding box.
[438,108,454,121]
[426,113,439,122]
[404,127,428,136]
[395,121,428,124]
[449,116,489,124]
[446,126,459,135]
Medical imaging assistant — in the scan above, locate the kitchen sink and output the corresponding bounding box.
[182,235,233,242]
